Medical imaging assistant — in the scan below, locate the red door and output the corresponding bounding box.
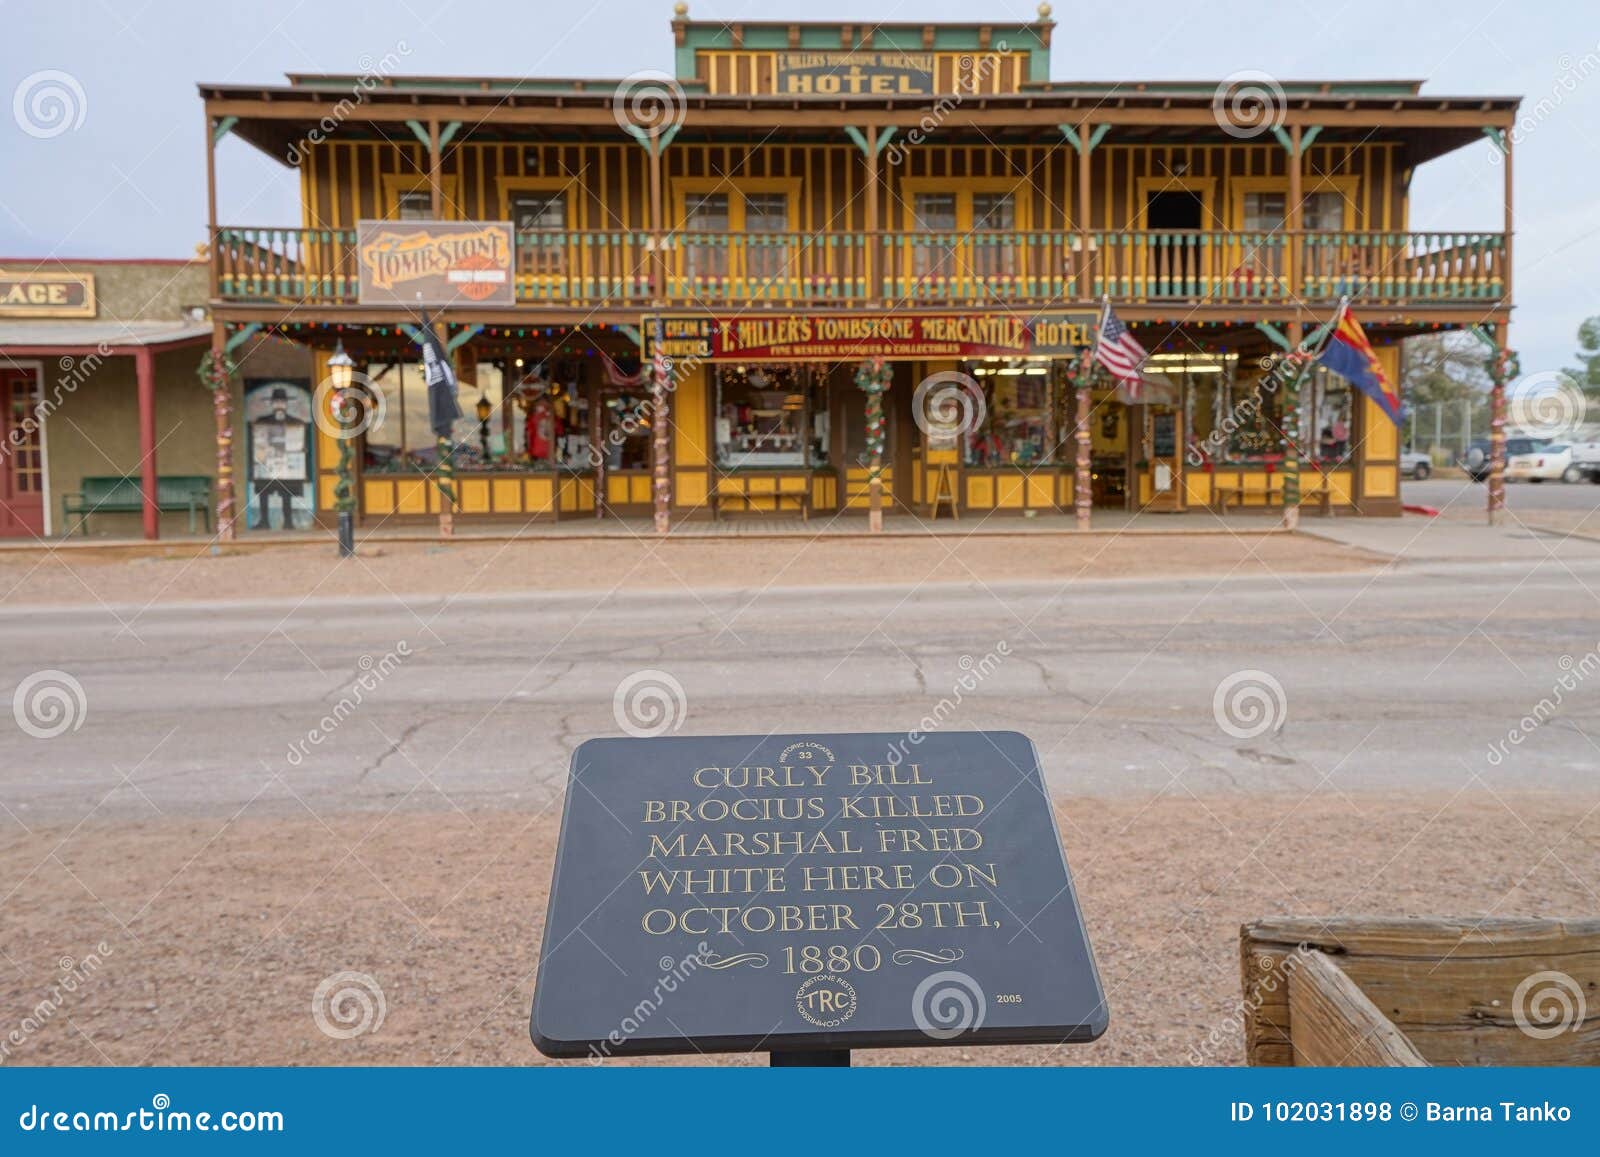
[1,368,46,537]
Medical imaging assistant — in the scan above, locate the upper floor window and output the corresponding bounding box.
[1243,190,1346,231]
[396,189,432,221]
[510,191,566,231]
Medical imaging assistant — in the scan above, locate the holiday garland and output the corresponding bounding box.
[197,348,238,538]
[197,349,237,391]
[855,358,891,484]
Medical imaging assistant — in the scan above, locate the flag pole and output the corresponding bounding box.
[1074,298,1111,531]
[1279,295,1346,529]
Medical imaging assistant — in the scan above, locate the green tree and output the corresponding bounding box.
[1563,316,1600,397]
[1402,332,1490,404]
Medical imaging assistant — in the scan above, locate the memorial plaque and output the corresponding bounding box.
[531,732,1107,1058]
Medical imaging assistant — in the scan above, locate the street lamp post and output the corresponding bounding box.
[475,393,492,462]
[328,341,357,558]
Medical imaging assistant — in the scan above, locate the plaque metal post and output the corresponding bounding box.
[769,1049,851,1067]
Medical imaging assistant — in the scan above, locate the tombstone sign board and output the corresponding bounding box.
[530,732,1107,1058]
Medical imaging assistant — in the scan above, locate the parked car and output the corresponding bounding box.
[1506,443,1574,483]
[1399,449,1433,480]
[1461,437,1543,481]
[1567,441,1600,482]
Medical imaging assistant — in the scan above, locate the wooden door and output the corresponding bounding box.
[1,368,45,537]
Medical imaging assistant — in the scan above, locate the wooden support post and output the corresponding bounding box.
[1075,122,1092,300]
[1074,364,1092,531]
[864,126,882,304]
[650,318,671,535]
[1282,319,1303,530]
[648,136,665,303]
[434,319,454,539]
[205,110,237,542]
[427,118,443,217]
[135,346,159,541]
[1501,130,1514,303]
[1287,124,1302,296]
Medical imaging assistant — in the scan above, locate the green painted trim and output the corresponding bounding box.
[1482,126,1507,154]
[616,324,643,349]
[1468,323,1499,349]
[843,125,871,156]
[622,123,680,151]
[1057,124,1082,152]
[223,322,262,354]
[437,120,463,149]
[404,120,431,149]
[1303,317,1336,348]
[1087,124,1110,151]
[400,323,426,345]
[657,122,682,151]
[446,323,482,353]
[875,125,897,152]
[211,115,239,145]
[1300,125,1324,151]
[1255,321,1290,351]
[1270,125,1293,154]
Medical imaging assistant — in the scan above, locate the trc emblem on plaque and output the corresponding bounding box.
[795,974,858,1028]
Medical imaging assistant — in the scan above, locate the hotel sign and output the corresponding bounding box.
[775,51,935,96]
[642,311,1096,362]
[531,732,1107,1057]
[355,220,515,307]
[0,271,96,318]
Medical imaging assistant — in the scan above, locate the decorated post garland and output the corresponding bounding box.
[856,358,891,532]
[1066,351,1099,530]
[1277,347,1315,527]
[197,347,239,541]
[1485,344,1520,523]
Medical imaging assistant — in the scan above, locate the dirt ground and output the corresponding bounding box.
[0,532,1377,607]
[2,790,1593,1067]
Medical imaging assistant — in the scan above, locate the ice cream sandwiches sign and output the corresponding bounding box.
[356,220,515,306]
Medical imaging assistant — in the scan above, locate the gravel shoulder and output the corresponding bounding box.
[0,533,1378,608]
[2,790,1592,1067]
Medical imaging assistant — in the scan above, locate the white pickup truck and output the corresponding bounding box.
[1398,449,1432,480]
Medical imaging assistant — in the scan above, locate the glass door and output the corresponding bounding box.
[1,368,44,537]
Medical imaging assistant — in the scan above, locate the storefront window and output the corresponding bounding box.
[714,365,826,468]
[963,360,1057,466]
[1302,366,1353,464]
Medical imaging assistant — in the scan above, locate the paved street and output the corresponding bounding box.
[4,550,1598,824]
[1408,475,1600,517]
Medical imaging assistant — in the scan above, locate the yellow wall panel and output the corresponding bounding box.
[967,475,995,507]
[1026,474,1053,508]
[1058,474,1073,505]
[492,478,523,512]
[673,366,709,468]
[1364,395,1399,459]
[459,478,490,513]
[363,479,396,515]
[1184,472,1212,507]
[677,470,707,506]
[525,476,554,513]
[397,478,428,514]
[630,475,652,504]
[1365,465,1398,498]
[607,476,631,504]
[318,474,337,509]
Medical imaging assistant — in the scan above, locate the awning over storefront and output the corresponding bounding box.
[0,319,211,355]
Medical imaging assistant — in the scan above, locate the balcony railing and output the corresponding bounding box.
[213,226,1506,310]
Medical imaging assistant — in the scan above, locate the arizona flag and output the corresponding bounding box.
[1318,305,1401,426]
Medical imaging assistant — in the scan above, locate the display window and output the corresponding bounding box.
[962,359,1064,466]
[714,365,828,469]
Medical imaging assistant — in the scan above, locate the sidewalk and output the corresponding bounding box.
[1299,512,1600,564]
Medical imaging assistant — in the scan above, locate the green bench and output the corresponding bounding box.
[60,475,213,536]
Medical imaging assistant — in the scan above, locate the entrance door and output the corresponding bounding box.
[598,386,655,513]
[1,367,45,537]
[1141,401,1186,512]
[1145,190,1205,297]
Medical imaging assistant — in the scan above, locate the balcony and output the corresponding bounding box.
[212,226,1506,312]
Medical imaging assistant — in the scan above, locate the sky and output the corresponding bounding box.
[1,0,1594,374]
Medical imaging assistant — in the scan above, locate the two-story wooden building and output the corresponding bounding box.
[198,4,1518,536]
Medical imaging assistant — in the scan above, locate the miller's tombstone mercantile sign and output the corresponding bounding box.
[531,731,1107,1058]
[355,219,515,307]
[641,312,1096,363]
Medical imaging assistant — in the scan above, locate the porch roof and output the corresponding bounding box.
[0,319,212,354]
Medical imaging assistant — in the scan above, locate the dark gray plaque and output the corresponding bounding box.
[530,731,1107,1058]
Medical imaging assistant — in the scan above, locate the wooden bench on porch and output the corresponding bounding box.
[709,473,811,521]
[1213,483,1282,513]
[61,475,213,536]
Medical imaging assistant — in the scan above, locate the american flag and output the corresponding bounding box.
[1093,302,1148,399]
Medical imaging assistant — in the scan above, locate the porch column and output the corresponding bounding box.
[1282,319,1303,530]
[135,346,159,541]
[845,125,896,304]
[1286,124,1302,294]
